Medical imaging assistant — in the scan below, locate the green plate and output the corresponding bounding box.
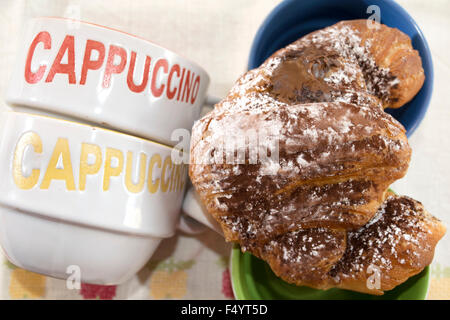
[230,245,430,300]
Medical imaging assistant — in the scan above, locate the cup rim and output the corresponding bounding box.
[38,16,210,81]
[4,109,181,151]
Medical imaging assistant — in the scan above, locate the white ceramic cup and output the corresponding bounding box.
[0,111,190,284]
[6,17,210,147]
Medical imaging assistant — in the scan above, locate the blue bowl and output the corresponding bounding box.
[248,0,433,137]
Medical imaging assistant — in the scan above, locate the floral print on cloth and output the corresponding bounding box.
[217,256,234,299]
[428,264,450,300]
[80,283,117,300]
[5,261,46,299]
[148,258,195,299]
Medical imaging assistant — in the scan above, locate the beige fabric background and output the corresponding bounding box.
[0,0,449,299]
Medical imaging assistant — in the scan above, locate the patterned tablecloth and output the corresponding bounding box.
[0,0,449,300]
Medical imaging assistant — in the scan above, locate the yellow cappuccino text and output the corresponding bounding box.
[13,132,42,190]
[12,132,186,194]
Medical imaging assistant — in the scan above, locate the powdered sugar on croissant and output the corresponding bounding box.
[189,20,442,295]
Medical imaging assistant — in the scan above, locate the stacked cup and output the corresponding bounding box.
[0,17,209,284]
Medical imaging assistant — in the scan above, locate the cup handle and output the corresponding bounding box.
[204,95,221,109]
[177,96,223,235]
[177,213,208,235]
[178,186,223,235]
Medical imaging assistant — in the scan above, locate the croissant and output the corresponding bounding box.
[191,100,411,243]
[260,194,445,295]
[229,19,425,109]
[189,20,444,295]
